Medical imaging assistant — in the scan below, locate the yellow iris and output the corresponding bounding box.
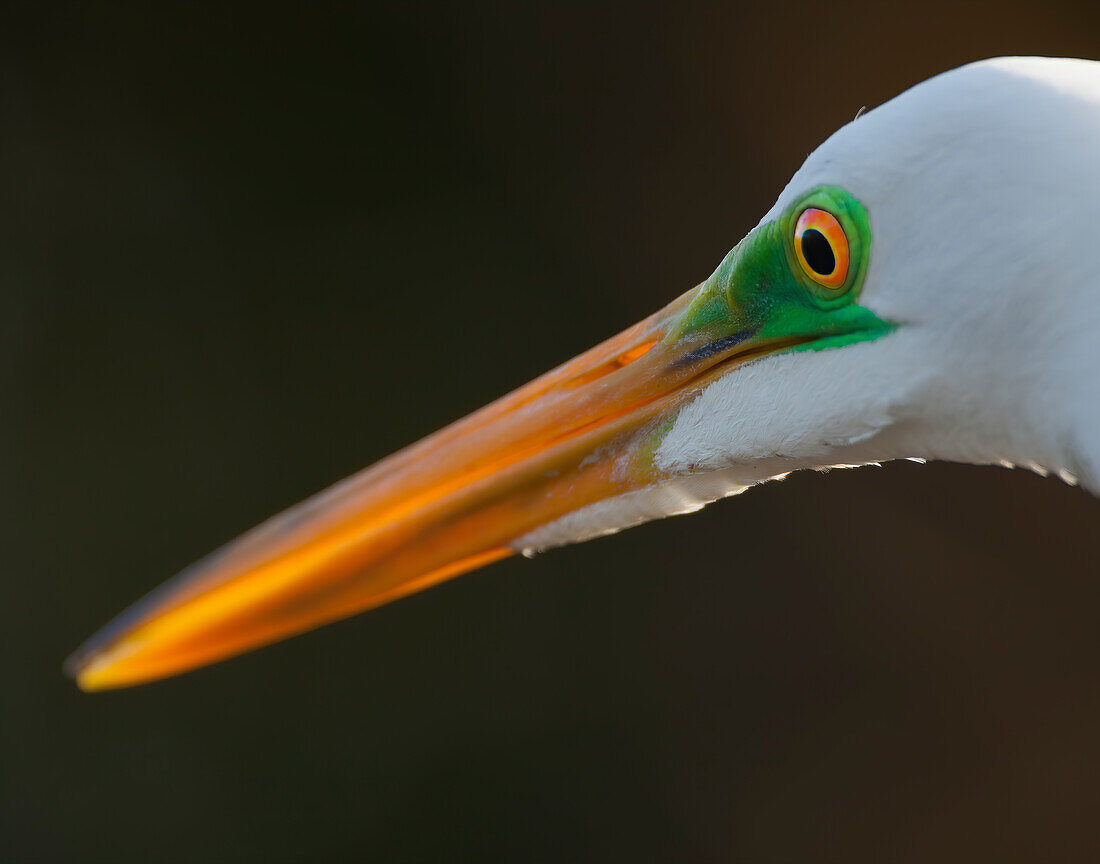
[794,207,849,289]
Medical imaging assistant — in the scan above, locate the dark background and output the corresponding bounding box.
[4,2,1100,861]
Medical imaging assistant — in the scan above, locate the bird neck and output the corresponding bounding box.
[901,302,1100,494]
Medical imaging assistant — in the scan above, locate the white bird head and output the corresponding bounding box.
[67,57,1100,690]
[546,56,1100,546]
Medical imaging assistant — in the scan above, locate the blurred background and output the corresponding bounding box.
[4,2,1100,861]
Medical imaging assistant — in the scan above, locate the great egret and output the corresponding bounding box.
[66,56,1100,691]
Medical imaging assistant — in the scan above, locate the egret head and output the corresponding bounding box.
[521,56,1100,547]
[67,57,1100,689]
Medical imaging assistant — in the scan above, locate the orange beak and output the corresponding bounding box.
[66,279,801,690]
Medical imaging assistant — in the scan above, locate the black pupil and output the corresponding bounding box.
[800,228,835,276]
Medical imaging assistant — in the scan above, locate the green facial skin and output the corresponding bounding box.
[632,186,895,478]
[671,185,892,352]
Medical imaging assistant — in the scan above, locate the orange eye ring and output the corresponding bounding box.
[794,208,849,289]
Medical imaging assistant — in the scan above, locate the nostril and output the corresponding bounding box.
[617,339,660,365]
[563,338,659,387]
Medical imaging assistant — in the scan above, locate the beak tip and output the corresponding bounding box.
[69,661,124,693]
[62,652,95,692]
[63,640,130,693]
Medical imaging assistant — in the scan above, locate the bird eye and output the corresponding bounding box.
[794,208,849,289]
